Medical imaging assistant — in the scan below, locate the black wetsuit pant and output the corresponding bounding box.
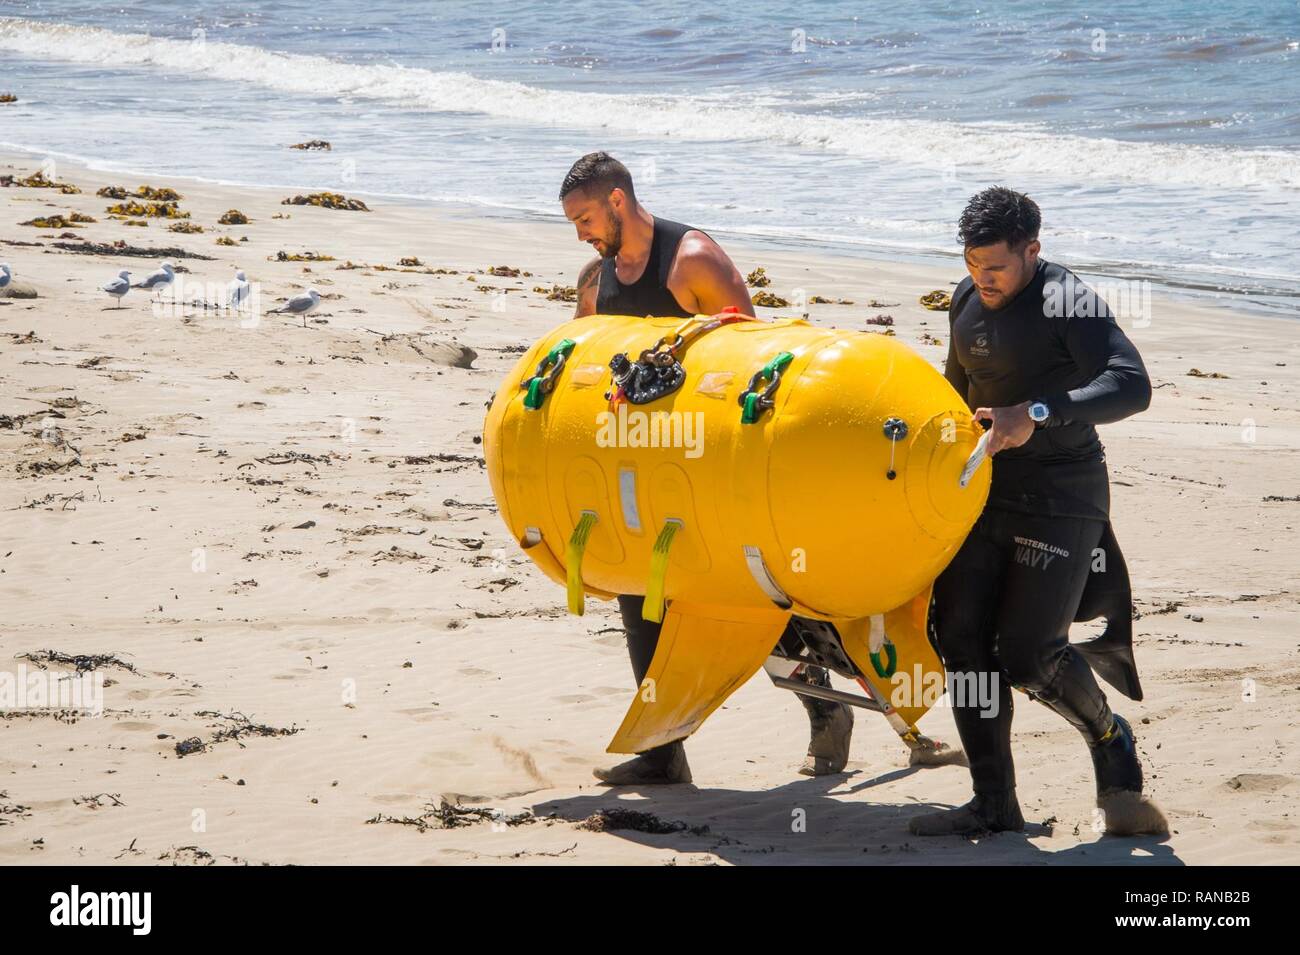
[616,595,811,766]
[931,506,1114,795]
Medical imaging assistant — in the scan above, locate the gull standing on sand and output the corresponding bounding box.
[0,263,12,290]
[228,269,251,310]
[268,287,320,324]
[132,260,175,300]
[103,269,132,308]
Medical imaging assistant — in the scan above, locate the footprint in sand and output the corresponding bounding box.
[553,693,596,704]
[1224,773,1293,793]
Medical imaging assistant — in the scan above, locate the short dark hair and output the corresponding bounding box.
[559,151,636,203]
[957,186,1041,250]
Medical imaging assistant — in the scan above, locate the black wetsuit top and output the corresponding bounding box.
[945,259,1151,522]
[595,217,696,318]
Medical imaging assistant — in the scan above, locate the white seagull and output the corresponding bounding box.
[132,260,175,299]
[0,263,12,290]
[268,287,320,323]
[228,269,251,310]
[103,269,131,308]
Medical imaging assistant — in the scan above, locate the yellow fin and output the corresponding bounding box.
[607,601,790,754]
[838,584,943,729]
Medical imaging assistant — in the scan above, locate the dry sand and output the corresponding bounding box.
[1,152,1296,865]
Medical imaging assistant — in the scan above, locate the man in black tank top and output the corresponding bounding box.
[909,187,1168,838]
[558,151,854,785]
[594,217,700,319]
[560,153,753,321]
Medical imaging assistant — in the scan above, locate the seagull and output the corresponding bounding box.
[268,287,320,324]
[0,263,11,290]
[132,260,175,300]
[103,269,131,308]
[228,269,251,310]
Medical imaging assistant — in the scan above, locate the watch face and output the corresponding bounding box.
[1029,402,1049,422]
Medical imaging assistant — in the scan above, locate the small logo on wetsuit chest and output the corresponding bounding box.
[1013,535,1069,570]
[970,332,990,357]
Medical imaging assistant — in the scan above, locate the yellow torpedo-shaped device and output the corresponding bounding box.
[483,313,990,759]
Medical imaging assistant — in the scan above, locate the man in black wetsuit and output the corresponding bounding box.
[910,186,1169,837]
[558,151,854,785]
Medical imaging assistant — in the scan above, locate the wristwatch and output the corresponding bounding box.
[1027,400,1052,426]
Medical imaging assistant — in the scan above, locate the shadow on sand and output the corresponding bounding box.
[535,764,1182,865]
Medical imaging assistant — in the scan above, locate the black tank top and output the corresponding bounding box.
[596,217,697,318]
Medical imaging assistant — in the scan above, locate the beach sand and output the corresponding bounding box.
[1,152,1296,865]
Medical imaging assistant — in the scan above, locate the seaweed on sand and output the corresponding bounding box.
[17,650,139,673]
[11,169,81,193]
[51,239,215,260]
[20,212,95,228]
[578,807,710,836]
[751,290,790,308]
[280,191,370,212]
[919,290,952,311]
[97,184,183,201]
[270,250,334,262]
[105,199,189,219]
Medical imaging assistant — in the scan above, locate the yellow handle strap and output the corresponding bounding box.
[671,316,699,339]
[566,510,598,616]
[642,518,684,623]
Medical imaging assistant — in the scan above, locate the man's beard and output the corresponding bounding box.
[980,259,1032,310]
[600,215,623,259]
[979,289,1009,310]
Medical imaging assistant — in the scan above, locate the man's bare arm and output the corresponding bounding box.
[670,234,756,317]
[574,257,602,318]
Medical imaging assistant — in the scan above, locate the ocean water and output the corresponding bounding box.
[1,1,1297,312]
